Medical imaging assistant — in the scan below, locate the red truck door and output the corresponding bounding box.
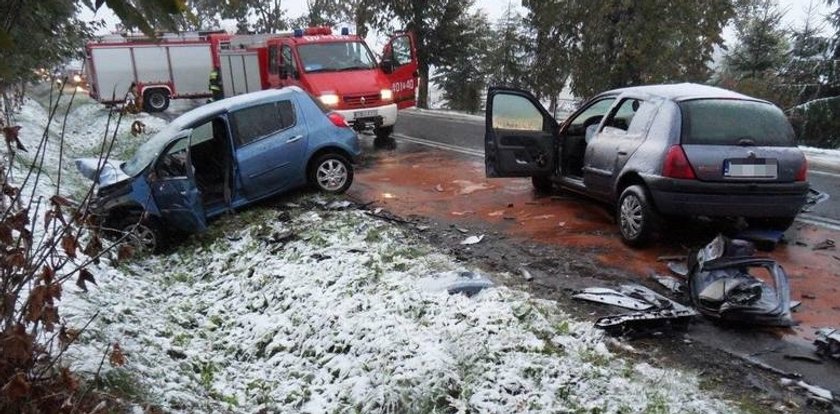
[272,42,302,89]
[383,33,418,109]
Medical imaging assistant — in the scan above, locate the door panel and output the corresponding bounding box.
[233,100,305,199]
[485,88,556,177]
[383,33,419,109]
[150,135,207,233]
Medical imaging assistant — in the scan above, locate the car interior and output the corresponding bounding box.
[561,98,615,178]
[189,118,231,206]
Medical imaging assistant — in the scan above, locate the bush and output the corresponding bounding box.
[788,97,840,149]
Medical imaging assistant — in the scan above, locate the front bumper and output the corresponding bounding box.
[646,176,809,218]
[335,103,398,131]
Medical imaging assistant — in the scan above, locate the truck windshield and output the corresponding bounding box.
[298,41,377,73]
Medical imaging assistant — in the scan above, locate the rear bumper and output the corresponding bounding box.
[646,176,809,217]
[335,103,398,130]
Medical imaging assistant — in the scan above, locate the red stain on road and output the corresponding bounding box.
[350,148,840,341]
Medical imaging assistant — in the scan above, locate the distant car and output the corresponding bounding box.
[484,83,809,246]
[77,87,360,252]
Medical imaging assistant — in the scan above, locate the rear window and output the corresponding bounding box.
[232,100,295,146]
[679,99,794,146]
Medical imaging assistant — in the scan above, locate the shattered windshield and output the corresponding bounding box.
[298,41,377,73]
[121,122,181,176]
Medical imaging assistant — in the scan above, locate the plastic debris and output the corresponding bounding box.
[688,235,793,327]
[418,271,494,297]
[652,274,685,294]
[780,378,836,406]
[814,328,840,361]
[667,261,689,278]
[802,188,830,213]
[575,285,697,337]
[460,235,484,245]
[519,267,534,281]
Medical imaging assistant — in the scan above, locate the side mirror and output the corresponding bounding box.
[380,59,394,74]
[278,66,289,79]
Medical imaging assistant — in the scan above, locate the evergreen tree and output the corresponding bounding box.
[522,0,573,113]
[376,0,479,108]
[779,0,831,104]
[484,5,530,89]
[432,10,491,112]
[725,0,788,78]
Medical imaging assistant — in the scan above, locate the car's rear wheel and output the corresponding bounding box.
[531,176,553,193]
[746,216,797,231]
[617,185,660,247]
[309,153,353,194]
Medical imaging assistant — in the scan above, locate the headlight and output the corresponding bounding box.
[319,94,340,106]
[380,89,393,101]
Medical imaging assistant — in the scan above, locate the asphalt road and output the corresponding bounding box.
[394,110,840,226]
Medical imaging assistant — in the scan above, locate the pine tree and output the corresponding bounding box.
[725,0,788,78]
[779,0,830,104]
[485,4,530,89]
[432,10,491,112]
[522,0,573,113]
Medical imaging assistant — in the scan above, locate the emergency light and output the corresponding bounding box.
[293,29,304,37]
[341,27,350,35]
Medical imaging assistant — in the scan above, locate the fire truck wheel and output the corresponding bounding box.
[143,89,170,112]
[374,126,394,140]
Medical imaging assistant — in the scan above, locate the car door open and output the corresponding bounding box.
[149,131,208,233]
[485,88,557,178]
[382,33,419,109]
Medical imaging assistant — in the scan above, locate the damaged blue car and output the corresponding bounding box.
[76,87,361,252]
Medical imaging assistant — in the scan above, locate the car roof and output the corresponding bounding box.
[170,87,305,129]
[598,83,764,103]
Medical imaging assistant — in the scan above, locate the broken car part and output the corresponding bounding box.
[814,328,840,361]
[577,284,697,337]
[687,235,793,327]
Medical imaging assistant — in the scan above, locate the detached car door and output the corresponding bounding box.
[382,32,419,109]
[149,132,208,233]
[232,98,305,199]
[485,87,557,178]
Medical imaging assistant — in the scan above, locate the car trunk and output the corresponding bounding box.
[678,99,804,183]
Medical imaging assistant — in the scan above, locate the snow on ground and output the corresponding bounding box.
[8,87,738,413]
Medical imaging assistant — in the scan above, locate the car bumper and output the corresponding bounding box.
[335,103,398,130]
[646,176,809,217]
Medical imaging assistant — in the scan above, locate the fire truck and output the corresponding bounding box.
[86,27,419,140]
[85,32,232,112]
[218,27,418,139]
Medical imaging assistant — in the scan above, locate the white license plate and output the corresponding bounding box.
[724,159,778,178]
[354,110,377,119]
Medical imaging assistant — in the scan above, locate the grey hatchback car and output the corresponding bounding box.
[484,83,809,246]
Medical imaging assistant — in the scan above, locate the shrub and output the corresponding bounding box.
[788,97,840,149]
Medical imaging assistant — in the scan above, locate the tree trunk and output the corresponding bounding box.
[418,62,430,109]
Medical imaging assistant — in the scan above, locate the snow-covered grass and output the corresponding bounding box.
[64,205,734,413]
[9,85,738,413]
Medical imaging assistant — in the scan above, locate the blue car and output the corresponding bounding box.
[77,87,361,252]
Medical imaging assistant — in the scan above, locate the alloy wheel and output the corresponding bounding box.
[619,194,643,239]
[316,159,348,191]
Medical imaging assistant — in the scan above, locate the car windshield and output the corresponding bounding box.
[679,99,794,146]
[298,41,377,73]
[121,122,182,176]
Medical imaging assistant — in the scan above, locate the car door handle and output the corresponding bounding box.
[286,135,303,144]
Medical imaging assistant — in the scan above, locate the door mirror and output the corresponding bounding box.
[380,59,394,74]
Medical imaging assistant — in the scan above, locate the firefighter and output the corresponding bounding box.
[125,82,142,114]
[208,66,223,102]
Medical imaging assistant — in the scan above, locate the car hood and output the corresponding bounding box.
[75,158,129,187]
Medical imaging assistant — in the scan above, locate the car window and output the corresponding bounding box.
[679,99,794,146]
[156,137,189,178]
[268,45,279,74]
[281,45,296,75]
[298,41,377,73]
[189,121,214,145]
[391,35,412,66]
[603,98,642,132]
[492,94,545,131]
[232,100,296,146]
[569,98,616,129]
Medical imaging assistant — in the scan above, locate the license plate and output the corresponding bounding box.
[354,110,377,119]
[724,158,778,178]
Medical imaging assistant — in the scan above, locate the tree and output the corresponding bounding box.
[484,5,530,89]
[778,0,831,104]
[522,0,574,113]
[432,10,492,112]
[562,0,734,98]
[725,0,788,78]
[376,0,479,108]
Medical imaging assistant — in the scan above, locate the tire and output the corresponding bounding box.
[309,153,354,194]
[616,185,660,247]
[116,216,166,254]
[374,125,394,140]
[531,176,553,193]
[746,216,796,231]
[143,89,170,112]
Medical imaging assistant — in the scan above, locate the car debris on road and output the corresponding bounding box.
[574,285,697,337]
[815,328,840,361]
[687,235,794,327]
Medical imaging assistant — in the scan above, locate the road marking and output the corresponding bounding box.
[809,169,840,179]
[392,133,484,158]
[797,213,840,232]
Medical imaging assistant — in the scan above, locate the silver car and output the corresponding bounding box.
[484,83,809,246]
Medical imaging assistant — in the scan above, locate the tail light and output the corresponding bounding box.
[662,145,696,180]
[328,112,349,128]
[795,157,808,181]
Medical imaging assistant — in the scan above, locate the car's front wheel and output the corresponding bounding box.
[115,216,166,254]
[617,185,660,247]
[309,153,354,194]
